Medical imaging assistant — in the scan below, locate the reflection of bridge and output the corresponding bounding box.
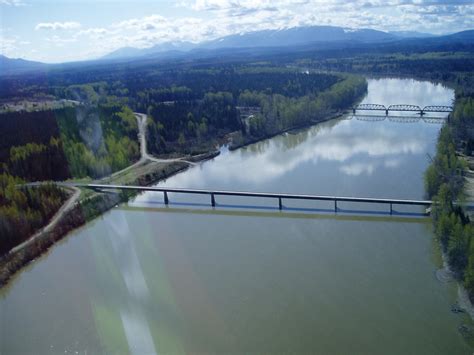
[344,115,447,124]
[353,103,453,115]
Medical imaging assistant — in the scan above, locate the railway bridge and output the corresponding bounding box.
[352,103,453,116]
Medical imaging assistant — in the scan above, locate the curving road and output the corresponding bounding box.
[135,112,196,166]
[9,185,81,254]
[12,112,198,255]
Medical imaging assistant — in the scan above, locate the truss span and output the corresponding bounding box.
[387,104,422,112]
[354,104,386,111]
[353,103,453,114]
[422,105,453,113]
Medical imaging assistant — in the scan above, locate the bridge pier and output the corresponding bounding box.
[390,203,393,215]
[334,199,338,212]
[353,108,356,114]
[164,191,169,205]
[279,197,283,210]
[211,193,216,207]
[385,109,388,116]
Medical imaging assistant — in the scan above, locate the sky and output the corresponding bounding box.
[0,0,473,63]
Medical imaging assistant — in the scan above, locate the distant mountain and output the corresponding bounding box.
[101,27,474,63]
[101,47,143,60]
[102,41,197,60]
[389,31,436,38]
[102,26,398,61]
[444,30,474,41]
[0,55,46,76]
[200,26,396,49]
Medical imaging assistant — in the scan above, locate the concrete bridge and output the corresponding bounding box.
[71,183,434,215]
[353,104,453,116]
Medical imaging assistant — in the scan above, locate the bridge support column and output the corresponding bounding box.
[390,203,393,215]
[385,109,389,116]
[211,193,216,207]
[334,199,337,213]
[278,197,283,210]
[353,108,356,114]
[164,191,169,205]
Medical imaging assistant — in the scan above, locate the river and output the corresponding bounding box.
[1,78,471,354]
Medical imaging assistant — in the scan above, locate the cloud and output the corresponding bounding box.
[0,0,25,6]
[35,22,81,31]
[69,0,471,60]
[340,163,375,176]
[11,0,472,61]
[45,35,77,46]
[0,36,18,56]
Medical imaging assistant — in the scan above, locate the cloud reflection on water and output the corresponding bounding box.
[156,120,427,188]
[132,77,452,204]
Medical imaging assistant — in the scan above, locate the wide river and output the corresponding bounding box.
[1,78,471,354]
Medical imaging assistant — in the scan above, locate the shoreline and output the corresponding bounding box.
[0,109,351,289]
[0,151,218,289]
[229,110,348,151]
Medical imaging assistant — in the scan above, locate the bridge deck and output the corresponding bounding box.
[72,183,433,213]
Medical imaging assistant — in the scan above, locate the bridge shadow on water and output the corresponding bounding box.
[123,200,430,223]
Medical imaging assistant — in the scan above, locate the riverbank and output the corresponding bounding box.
[0,106,351,288]
[229,110,348,151]
[0,78,364,289]
[423,97,474,323]
[0,151,219,288]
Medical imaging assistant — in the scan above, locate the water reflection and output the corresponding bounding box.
[362,78,454,107]
[132,78,452,203]
[141,120,428,191]
[2,78,466,355]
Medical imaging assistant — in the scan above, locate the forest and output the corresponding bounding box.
[0,67,366,254]
[0,91,140,253]
[0,97,140,181]
[144,72,366,154]
[237,75,366,140]
[423,74,474,300]
[1,42,473,276]
[0,174,69,255]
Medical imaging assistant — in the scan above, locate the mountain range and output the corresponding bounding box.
[1,26,473,76]
[101,25,430,61]
[0,55,45,74]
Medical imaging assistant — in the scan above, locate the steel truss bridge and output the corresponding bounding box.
[353,104,453,115]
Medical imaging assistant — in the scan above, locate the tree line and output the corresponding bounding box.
[145,72,366,154]
[424,86,474,300]
[241,75,367,139]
